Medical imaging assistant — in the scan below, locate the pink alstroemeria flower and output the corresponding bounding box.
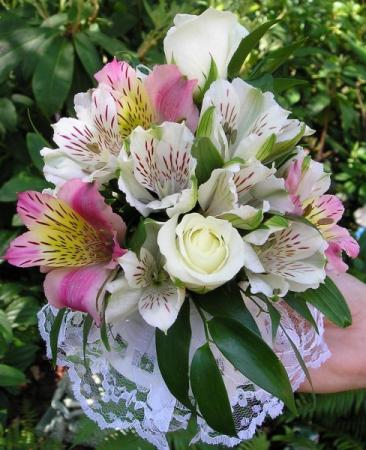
[303,195,359,273]
[284,155,359,272]
[94,58,199,134]
[5,179,126,324]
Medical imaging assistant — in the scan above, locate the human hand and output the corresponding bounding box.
[299,272,366,393]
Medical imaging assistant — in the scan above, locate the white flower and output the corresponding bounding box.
[244,218,327,297]
[106,220,185,332]
[157,213,260,292]
[198,159,292,229]
[42,86,123,187]
[164,8,248,90]
[200,78,313,162]
[118,122,197,217]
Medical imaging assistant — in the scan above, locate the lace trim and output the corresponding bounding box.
[37,296,330,449]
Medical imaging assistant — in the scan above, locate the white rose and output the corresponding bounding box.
[157,213,260,292]
[164,8,248,90]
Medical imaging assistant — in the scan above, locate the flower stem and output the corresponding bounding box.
[192,297,210,342]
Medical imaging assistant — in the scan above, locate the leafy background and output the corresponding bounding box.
[0,0,366,448]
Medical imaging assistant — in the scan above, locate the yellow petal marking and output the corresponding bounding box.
[31,197,111,267]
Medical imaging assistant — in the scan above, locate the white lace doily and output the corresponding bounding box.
[38,296,330,449]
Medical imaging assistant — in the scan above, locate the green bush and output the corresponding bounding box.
[0,0,365,448]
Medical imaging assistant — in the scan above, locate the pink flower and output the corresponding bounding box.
[94,58,199,134]
[145,64,199,132]
[283,155,359,273]
[284,156,304,215]
[5,179,127,324]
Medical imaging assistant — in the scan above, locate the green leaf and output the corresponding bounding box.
[219,209,264,230]
[26,132,48,172]
[196,106,216,138]
[86,25,128,57]
[190,343,236,436]
[83,314,93,364]
[100,319,111,352]
[265,299,281,342]
[297,277,351,328]
[156,300,193,411]
[0,27,50,82]
[283,294,319,333]
[255,134,276,162]
[127,219,147,255]
[0,364,26,387]
[74,31,101,80]
[208,317,296,414]
[191,137,224,185]
[50,308,67,367]
[32,36,75,116]
[228,19,279,78]
[192,283,259,335]
[264,124,306,163]
[0,98,17,132]
[250,40,305,79]
[0,311,12,345]
[96,431,155,450]
[3,343,38,371]
[0,172,49,202]
[272,78,308,95]
[196,57,218,104]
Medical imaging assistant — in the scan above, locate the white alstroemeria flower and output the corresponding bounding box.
[118,122,197,217]
[198,159,292,229]
[244,218,327,297]
[157,213,262,292]
[200,78,314,162]
[164,8,248,90]
[42,86,123,187]
[106,220,185,332]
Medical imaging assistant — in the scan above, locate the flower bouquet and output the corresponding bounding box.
[5,8,359,449]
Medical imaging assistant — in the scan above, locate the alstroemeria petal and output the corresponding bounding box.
[57,179,126,242]
[130,123,195,197]
[324,225,359,273]
[145,64,199,132]
[120,123,196,216]
[5,231,43,268]
[118,159,155,217]
[198,168,237,216]
[138,282,185,332]
[105,276,140,324]
[119,248,155,289]
[304,195,344,230]
[291,151,330,203]
[246,271,289,297]
[8,182,125,268]
[53,87,121,163]
[44,265,110,325]
[41,147,92,187]
[202,78,308,161]
[94,58,136,92]
[10,206,109,268]
[246,173,292,213]
[261,222,326,264]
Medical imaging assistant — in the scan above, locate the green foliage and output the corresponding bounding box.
[156,300,193,411]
